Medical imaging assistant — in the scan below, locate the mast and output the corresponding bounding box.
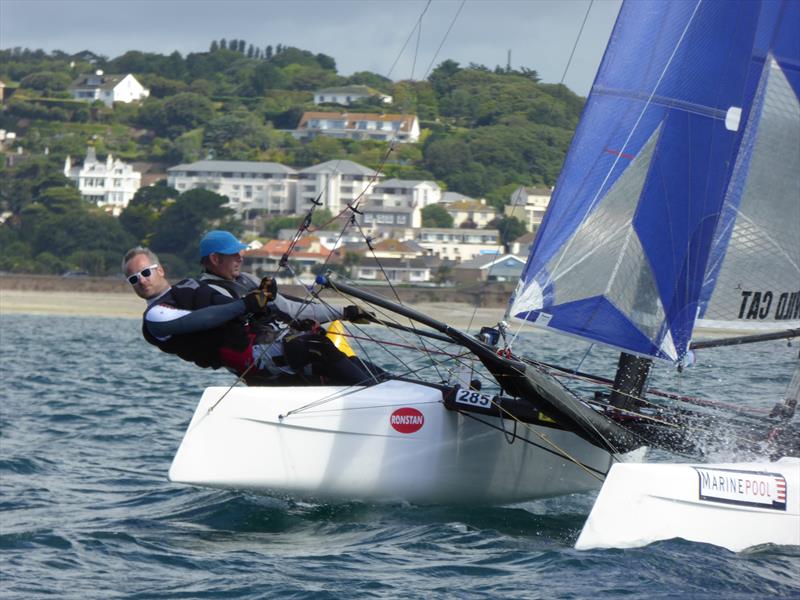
[609,353,651,411]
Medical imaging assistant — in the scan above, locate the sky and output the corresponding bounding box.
[1,0,622,95]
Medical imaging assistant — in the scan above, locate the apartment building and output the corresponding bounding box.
[295,160,380,215]
[361,179,442,230]
[505,186,552,234]
[167,160,297,216]
[445,199,498,228]
[294,111,420,143]
[414,228,502,261]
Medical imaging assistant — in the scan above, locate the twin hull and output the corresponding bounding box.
[169,379,615,504]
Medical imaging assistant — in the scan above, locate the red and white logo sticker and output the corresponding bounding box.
[390,407,424,434]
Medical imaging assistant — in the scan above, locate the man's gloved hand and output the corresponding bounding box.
[244,288,272,314]
[343,304,375,324]
[259,276,278,301]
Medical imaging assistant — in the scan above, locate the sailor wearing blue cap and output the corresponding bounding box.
[123,231,379,386]
[198,230,258,297]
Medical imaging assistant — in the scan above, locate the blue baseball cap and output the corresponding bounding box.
[200,230,248,258]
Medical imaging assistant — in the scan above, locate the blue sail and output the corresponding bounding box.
[509,0,800,361]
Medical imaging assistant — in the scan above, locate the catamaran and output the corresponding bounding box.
[169,0,799,548]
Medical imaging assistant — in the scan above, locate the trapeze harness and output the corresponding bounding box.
[142,278,251,370]
[143,276,368,384]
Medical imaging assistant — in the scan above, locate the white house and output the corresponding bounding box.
[294,111,420,143]
[439,191,476,205]
[296,160,381,215]
[445,199,498,229]
[361,179,442,230]
[453,254,527,284]
[351,257,434,283]
[167,160,297,216]
[64,147,141,214]
[505,186,552,235]
[70,71,149,107]
[314,85,392,106]
[414,228,502,261]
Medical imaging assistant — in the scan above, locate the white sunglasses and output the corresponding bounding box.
[127,264,159,285]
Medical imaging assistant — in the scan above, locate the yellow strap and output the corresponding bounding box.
[326,320,356,357]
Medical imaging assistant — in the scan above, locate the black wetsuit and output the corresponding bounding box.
[142,275,377,385]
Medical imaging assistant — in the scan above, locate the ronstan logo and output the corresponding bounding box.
[390,407,425,434]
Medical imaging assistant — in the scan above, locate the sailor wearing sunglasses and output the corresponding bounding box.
[122,245,267,370]
[122,240,378,385]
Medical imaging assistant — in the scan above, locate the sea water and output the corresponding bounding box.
[1,313,798,599]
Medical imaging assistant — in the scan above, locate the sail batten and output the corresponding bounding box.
[510,0,799,360]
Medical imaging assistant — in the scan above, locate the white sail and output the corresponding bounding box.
[697,57,800,332]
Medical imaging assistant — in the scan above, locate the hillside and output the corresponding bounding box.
[0,44,582,276]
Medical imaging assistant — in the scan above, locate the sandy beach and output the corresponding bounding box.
[0,289,507,329]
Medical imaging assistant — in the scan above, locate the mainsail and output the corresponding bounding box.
[509,0,800,361]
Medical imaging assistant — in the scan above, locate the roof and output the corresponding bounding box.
[456,254,527,270]
[315,85,385,96]
[245,237,330,259]
[71,73,128,91]
[419,227,501,236]
[516,186,552,196]
[445,200,496,212]
[167,160,296,174]
[362,204,414,214]
[298,159,378,177]
[369,239,420,253]
[440,191,475,203]
[514,231,537,244]
[297,111,417,132]
[357,257,434,269]
[374,178,438,190]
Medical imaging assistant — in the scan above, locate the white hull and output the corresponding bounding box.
[169,379,617,504]
[575,458,800,552]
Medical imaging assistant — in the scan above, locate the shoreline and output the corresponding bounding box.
[0,289,507,329]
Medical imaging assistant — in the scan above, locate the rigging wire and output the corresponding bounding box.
[385,0,432,80]
[421,0,466,79]
[479,0,596,347]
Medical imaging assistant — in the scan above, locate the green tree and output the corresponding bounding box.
[119,181,178,243]
[203,110,271,159]
[488,215,527,250]
[346,71,392,90]
[162,92,215,137]
[421,204,453,228]
[149,188,234,264]
[19,71,72,93]
[169,128,204,163]
[293,136,345,166]
[427,59,461,96]
[248,61,287,94]
[433,263,453,284]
